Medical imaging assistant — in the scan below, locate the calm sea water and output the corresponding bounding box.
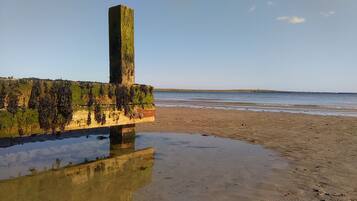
[154,91,357,117]
[0,129,287,201]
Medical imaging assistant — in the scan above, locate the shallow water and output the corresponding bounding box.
[0,129,288,201]
[155,91,357,117]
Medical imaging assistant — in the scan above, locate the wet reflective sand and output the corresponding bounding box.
[0,129,288,201]
[134,133,288,201]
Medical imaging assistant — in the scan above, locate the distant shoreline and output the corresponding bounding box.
[154,88,357,94]
[154,99,357,117]
[2,77,355,94]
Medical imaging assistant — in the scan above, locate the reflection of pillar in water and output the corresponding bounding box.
[109,125,135,157]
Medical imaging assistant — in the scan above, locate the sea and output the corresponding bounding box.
[154,91,357,117]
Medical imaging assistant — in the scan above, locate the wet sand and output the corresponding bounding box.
[137,107,357,201]
[134,133,288,201]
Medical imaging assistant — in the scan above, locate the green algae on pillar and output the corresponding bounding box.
[109,5,135,85]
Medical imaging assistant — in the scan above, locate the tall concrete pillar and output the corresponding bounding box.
[109,5,135,85]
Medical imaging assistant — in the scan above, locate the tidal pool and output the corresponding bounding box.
[0,129,288,201]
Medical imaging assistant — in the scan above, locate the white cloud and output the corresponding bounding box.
[276,16,306,24]
[267,1,274,6]
[320,11,336,17]
[248,5,256,12]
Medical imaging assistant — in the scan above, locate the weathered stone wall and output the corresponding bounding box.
[0,78,155,137]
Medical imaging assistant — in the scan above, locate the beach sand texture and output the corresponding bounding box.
[137,107,357,201]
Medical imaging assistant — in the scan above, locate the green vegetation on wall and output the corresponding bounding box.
[109,5,135,85]
[0,78,154,137]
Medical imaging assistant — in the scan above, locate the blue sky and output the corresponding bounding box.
[0,0,356,92]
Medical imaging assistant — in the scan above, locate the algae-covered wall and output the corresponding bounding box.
[0,78,154,137]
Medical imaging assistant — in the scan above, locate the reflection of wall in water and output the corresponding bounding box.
[0,148,154,201]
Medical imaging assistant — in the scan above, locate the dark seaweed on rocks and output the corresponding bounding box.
[115,85,130,110]
[38,81,73,132]
[28,81,41,109]
[56,81,73,123]
[7,92,19,115]
[0,77,154,136]
[101,113,106,125]
[99,84,105,97]
[94,102,102,124]
[0,83,7,109]
[87,85,94,108]
[7,83,20,116]
[108,85,114,99]
[38,94,56,132]
[87,111,92,126]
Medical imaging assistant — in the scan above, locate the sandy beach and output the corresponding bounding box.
[138,106,357,201]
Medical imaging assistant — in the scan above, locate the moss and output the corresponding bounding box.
[15,109,39,135]
[0,77,154,137]
[22,109,39,129]
[0,109,40,137]
[130,85,154,106]
[71,82,86,106]
[113,84,154,118]
[0,111,14,133]
[109,5,134,85]
[92,83,101,97]
[18,79,32,104]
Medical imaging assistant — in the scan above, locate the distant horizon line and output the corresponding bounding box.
[154,88,357,94]
[1,76,356,94]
